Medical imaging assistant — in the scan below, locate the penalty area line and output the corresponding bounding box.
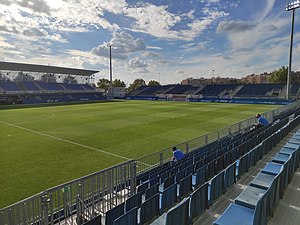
[0,120,131,161]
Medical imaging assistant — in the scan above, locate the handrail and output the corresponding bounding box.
[135,100,300,173]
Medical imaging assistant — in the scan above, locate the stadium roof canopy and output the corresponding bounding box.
[0,61,99,76]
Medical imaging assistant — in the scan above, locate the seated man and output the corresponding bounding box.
[172,146,185,162]
[256,114,269,129]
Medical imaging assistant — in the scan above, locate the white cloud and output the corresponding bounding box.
[256,0,276,21]
[146,45,162,50]
[126,58,149,69]
[125,4,182,39]
[22,28,45,37]
[142,51,160,58]
[176,70,185,74]
[4,0,52,14]
[124,3,228,41]
[217,21,257,33]
[91,31,146,59]
[0,37,15,49]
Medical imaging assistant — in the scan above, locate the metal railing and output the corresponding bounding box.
[135,100,300,173]
[0,160,136,225]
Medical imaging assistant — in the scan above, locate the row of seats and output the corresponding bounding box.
[195,84,238,96]
[20,93,105,104]
[213,128,300,225]
[97,110,300,225]
[0,81,95,92]
[235,84,284,97]
[127,84,300,97]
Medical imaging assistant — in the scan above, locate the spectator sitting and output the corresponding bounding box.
[255,114,270,129]
[172,146,185,162]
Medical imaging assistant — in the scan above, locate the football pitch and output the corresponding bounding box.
[0,100,279,208]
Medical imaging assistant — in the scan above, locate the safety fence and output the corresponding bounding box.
[135,100,300,173]
[0,160,136,225]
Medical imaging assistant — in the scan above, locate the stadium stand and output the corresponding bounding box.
[235,84,285,97]
[22,81,41,91]
[194,84,239,97]
[0,80,104,104]
[164,85,198,95]
[35,81,65,91]
[138,85,173,96]
[62,83,86,91]
[291,83,300,97]
[126,109,299,225]
[126,83,300,101]
[213,129,300,225]
[0,81,20,92]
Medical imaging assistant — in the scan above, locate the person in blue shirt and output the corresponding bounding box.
[172,146,185,162]
[256,114,269,129]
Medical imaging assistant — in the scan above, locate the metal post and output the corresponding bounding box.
[186,142,189,154]
[131,161,137,194]
[41,193,49,225]
[287,8,295,100]
[109,45,113,99]
[160,152,164,166]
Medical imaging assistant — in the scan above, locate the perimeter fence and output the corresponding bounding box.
[135,100,300,173]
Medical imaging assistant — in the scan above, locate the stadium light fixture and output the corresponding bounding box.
[286,0,300,10]
[109,44,113,99]
[286,1,299,100]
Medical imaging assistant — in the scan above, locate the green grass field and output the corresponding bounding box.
[0,100,279,208]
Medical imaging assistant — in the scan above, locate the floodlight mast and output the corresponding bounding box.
[286,1,300,100]
[109,44,113,99]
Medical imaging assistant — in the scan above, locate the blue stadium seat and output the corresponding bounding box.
[152,197,190,225]
[125,192,142,212]
[178,175,192,200]
[145,183,159,200]
[140,194,160,224]
[209,171,225,205]
[190,183,209,221]
[105,202,125,225]
[113,207,138,225]
[223,162,236,191]
[161,183,177,213]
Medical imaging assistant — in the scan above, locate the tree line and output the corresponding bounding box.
[97,78,160,93]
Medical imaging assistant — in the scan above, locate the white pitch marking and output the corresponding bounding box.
[0,120,131,161]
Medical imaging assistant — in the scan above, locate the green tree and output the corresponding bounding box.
[127,78,146,93]
[270,66,288,83]
[112,79,126,87]
[97,78,110,91]
[148,80,160,86]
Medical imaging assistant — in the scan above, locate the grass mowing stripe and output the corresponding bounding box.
[0,120,131,161]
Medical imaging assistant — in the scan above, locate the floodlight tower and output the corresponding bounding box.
[286,0,300,100]
[109,44,113,99]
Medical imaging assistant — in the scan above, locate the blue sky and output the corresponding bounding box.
[0,0,299,85]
